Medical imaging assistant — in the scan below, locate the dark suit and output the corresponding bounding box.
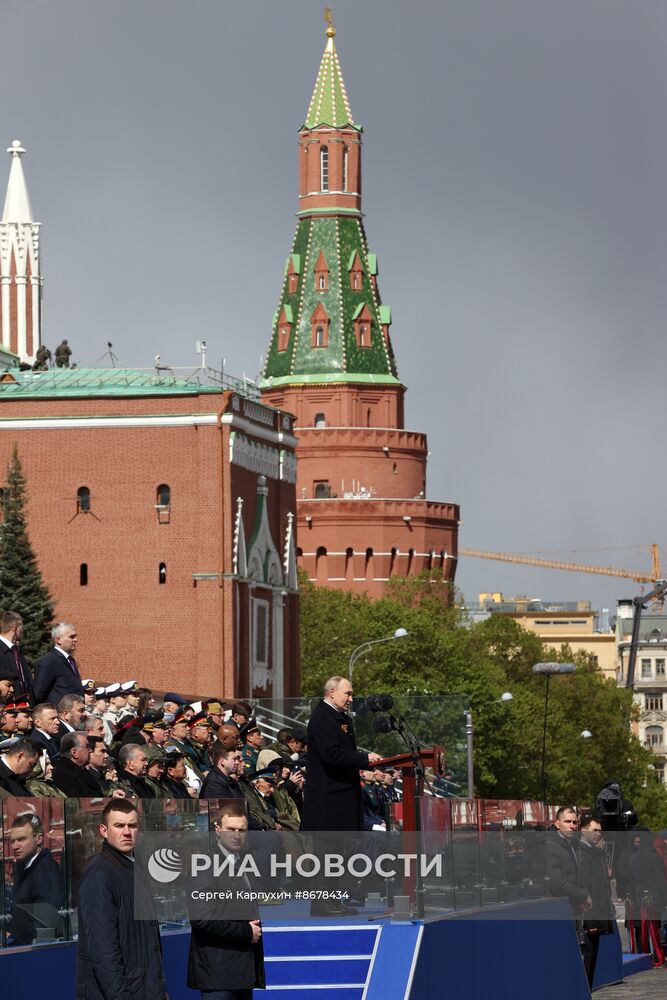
[300,700,370,832]
[52,756,104,797]
[30,727,61,763]
[0,756,30,795]
[0,639,34,703]
[33,648,84,705]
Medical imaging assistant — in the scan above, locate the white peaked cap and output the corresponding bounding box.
[120,680,138,692]
[105,683,121,695]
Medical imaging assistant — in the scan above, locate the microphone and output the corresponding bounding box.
[365,693,394,712]
[372,715,392,733]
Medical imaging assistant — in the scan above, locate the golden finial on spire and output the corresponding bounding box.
[324,7,336,39]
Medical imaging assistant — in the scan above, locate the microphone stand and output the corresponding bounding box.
[386,713,426,919]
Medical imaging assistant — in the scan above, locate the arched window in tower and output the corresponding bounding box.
[314,481,331,499]
[407,548,415,576]
[314,250,329,292]
[310,303,330,348]
[345,547,354,580]
[365,547,374,580]
[157,484,171,507]
[277,305,293,352]
[389,547,398,577]
[320,146,329,191]
[316,546,328,584]
[159,562,167,585]
[77,486,91,513]
[314,412,326,428]
[342,147,348,191]
[353,303,374,348]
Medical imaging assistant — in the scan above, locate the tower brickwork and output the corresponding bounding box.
[261,20,460,597]
[0,141,42,364]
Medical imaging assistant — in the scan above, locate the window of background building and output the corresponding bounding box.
[641,658,652,679]
[646,694,664,711]
[77,486,91,512]
[655,763,665,784]
[657,659,666,677]
[646,725,664,747]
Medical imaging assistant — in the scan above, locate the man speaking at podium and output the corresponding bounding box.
[301,676,383,833]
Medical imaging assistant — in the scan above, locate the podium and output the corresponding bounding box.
[378,747,445,832]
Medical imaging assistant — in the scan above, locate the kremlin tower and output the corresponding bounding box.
[0,141,42,365]
[260,17,460,597]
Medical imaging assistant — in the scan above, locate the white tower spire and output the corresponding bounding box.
[2,141,33,223]
[0,140,42,363]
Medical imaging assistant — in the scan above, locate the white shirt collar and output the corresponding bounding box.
[0,636,13,650]
[54,646,69,659]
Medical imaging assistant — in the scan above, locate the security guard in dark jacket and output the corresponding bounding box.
[76,799,167,1000]
[188,801,265,997]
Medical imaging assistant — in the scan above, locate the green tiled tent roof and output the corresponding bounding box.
[0,368,223,399]
[303,34,358,131]
[261,215,400,388]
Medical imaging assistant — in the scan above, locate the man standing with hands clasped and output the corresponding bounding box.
[578,815,615,987]
[76,799,168,1000]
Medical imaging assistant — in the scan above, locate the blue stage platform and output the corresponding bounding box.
[1,898,643,999]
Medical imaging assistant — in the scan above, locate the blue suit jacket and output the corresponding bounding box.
[33,648,84,705]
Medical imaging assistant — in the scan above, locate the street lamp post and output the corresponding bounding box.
[532,662,576,811]
[348,627,408,682]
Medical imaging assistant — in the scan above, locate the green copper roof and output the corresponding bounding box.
[261,215,399,387]
[303,33,358,130]
[0,368,223,400]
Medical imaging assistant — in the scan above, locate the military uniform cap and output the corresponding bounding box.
[105,683,122,695]
[120,680,139,693]
[82,679,95,692]
[239,719,260,742]
[94,687,107,698]
[188,711,211,730]
[163,692,187,705]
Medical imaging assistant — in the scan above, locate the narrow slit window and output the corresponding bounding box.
[77,486,91,512]
[320,146,329,191]
[157,484,171,507]
[80,563,88,586]
[159,562,167,584]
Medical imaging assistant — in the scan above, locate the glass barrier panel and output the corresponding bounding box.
[2,798,67,947]
[64,798,211,934]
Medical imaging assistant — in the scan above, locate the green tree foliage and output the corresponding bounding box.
[299,572,667,827]
[0,446,54,661]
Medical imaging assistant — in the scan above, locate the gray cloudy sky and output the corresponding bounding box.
[3,1,666,611]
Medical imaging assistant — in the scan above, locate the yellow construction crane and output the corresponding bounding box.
[459,543,662,584]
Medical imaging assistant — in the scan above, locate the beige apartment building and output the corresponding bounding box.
[477,595,617,680]
[617,605,667,784]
